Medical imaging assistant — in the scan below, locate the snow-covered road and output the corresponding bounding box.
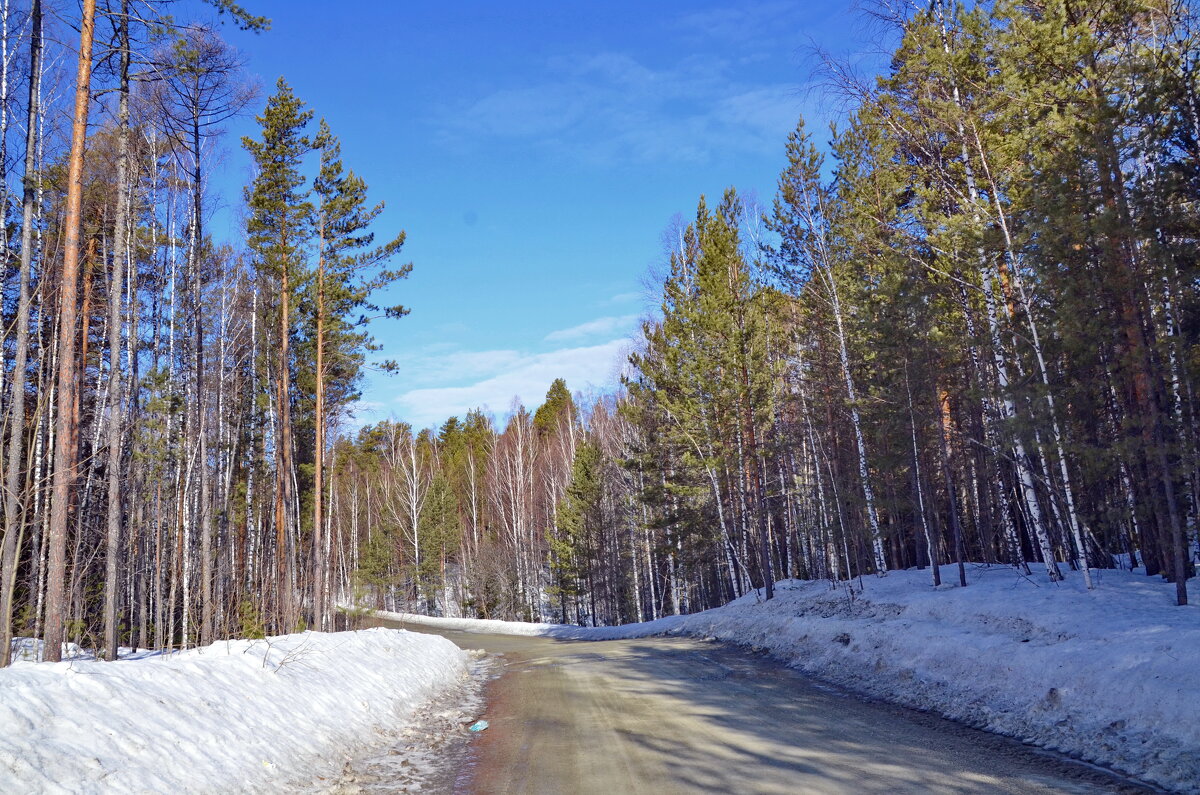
[373,618,1151,794]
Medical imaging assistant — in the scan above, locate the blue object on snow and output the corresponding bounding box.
[468,720,489,732]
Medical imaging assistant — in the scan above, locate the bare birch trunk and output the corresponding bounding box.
[0,0,41,667]
[820,265,886,573]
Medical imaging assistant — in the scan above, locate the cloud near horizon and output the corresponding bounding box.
[389,338,632,430]
[544,314,640,343]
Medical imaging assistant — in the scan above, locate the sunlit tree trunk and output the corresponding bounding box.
[43,0,98,663]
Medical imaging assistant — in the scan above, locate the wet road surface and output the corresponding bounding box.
[371,618,1153,795]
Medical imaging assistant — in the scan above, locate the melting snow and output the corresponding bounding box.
[386,565,1200,793]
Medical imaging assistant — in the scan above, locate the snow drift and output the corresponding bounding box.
[385,565,1199,793]
[0,627,468,792]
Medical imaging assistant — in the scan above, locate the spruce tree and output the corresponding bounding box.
[417,473,459,614]
[553,440,602,624]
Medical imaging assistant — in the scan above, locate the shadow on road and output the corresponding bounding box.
[369,618,1151,794]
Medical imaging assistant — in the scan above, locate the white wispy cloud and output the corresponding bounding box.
[544,314,640,343]
[603,291,644,306]
[437,50,803,166]
[672,2,804,48]
[389,348,525,388]
[394,339,630,429]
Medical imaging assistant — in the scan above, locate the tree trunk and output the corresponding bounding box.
[822,267,886,573]
[312,224,327,630]
[102,0,131,660]
[43,0,97,664]
[938,390,968,588]
[907,364,939,587]
[275,251,294,629]
[0,0,41,668]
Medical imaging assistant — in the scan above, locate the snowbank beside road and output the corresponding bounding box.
[0,628,468,793]
[386,566,1199,793]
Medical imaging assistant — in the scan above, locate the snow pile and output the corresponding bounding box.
[388,566,1199,793]
[0,628,468,793]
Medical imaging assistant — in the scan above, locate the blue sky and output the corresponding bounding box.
[216,1,882,430]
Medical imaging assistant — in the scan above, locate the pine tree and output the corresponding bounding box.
[307,119,408,629]
[243,78,313,630]
[534,378,574,436]
[0,0,41,668]
[43,0,98,663]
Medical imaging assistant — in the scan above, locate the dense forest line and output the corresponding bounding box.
[1,0,1198,667]
[340,0,1200,625]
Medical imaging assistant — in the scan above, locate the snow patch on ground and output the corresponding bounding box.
[385,566,1199,793]
[314,648,493,793]
[9,637,90,662]
[0,628,468,793]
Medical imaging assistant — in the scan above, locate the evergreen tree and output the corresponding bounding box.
[242,78,314,630]
[306,118,409,629]
[417,473,459,613]
[534,378,574,436]
[553,440,602,625]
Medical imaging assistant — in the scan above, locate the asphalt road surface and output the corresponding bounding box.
[373,619,1152,795]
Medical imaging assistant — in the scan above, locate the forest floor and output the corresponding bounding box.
[387,564,1200,794]
[0,628,470,792]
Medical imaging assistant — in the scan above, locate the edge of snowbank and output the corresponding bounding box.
[377,566,1199,793]
[376,609,687,640]
[0,627,469,793]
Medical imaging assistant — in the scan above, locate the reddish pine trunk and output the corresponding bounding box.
[43,0,97,663]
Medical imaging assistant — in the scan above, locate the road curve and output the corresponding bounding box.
[375,620,1151,795]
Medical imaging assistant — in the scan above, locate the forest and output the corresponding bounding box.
[0,0,409,664]
[340,0,1200,625]
[0,0,1197,671]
